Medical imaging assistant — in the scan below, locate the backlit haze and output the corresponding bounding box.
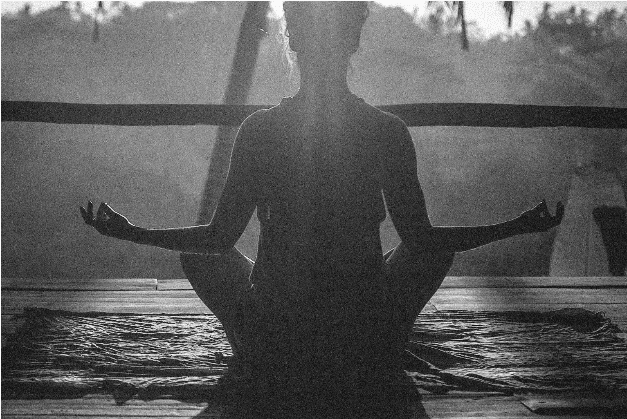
[2,1,626,38]
[2,1,626,279]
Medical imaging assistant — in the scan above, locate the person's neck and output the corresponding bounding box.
[295,57,352,104]
[297,79,351,102]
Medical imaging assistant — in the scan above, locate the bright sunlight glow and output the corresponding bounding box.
[2,1,626,39]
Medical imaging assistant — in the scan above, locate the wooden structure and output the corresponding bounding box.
[2,92,626,417]
[551,170,627,276]
[2,276,626,418]
[3,100,627,128]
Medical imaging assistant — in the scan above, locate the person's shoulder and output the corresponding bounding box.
[354,101,413,153]
[240,108,270,129]
[378,109,409,134]
[241,100,293,129]
[354,99,409,134]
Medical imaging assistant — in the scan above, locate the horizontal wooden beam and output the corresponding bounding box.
[3,100,626,128]
[1,277,157,291]
[157,276,627,291]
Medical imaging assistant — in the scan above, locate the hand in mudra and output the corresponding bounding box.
[80,201,136,240]
[516,200,565,234]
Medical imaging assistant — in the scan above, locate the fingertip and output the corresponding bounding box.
[102,203,114,214]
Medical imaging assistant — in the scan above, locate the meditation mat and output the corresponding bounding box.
[3,308,626,400]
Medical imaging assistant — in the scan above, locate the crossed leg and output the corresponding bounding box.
[180,249,253,359]
[383,243,455,361]
[180,243,454,368]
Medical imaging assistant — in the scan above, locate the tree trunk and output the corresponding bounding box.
[197,2,269,224]
[458,2,469,51]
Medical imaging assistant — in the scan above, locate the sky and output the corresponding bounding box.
[2,1,626,38]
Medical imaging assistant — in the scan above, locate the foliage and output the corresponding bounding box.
[534,4,627,54]
[425,1,513,50]
[2,2,624,278]
[524,3,627,191]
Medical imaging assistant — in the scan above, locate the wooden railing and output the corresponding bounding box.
[3,100,626,128]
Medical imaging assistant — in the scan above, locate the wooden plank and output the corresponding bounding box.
[157,276,627,291]
[0,411,605,418]
[1,290,211,315]
[158,279,194,291]
[1,302,212,315]
[5,276,624,292]
[1,278,157,291]
[521,397,627,415]
[0,398,218,419]
[1,290,201,303]
[4,100,627,128]
[2,394,618,418]
[0,416,217,419]
[430,288,627,305]
[1,416,216,419]
[0,416,218,419]
[440,276,626,289]
[422,395,570,418]
[1,404,209,417]
[0,416,215,419]
[5,289,626,311]
[0,397,209,407]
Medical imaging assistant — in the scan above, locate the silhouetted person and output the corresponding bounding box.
[81,1,563,411]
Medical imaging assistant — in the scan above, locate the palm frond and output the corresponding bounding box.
[427,1,513,50]
[92,1,104,43]
[503,1,514,28]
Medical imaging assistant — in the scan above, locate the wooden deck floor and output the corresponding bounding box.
[2,276,626,418]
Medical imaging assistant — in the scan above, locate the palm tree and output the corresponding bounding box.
[93,1,104,43]
[429,1,514,50]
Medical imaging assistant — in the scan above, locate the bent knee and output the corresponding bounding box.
[387,242,454,267]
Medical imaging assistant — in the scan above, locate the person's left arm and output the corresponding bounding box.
[80,111,265,254]
[381,117,564,254]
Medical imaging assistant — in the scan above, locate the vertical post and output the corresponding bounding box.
[197,2,269,224]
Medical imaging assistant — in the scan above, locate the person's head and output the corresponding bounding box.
[282,2,369,69]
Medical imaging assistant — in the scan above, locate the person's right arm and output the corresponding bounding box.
[380,117,563,254]
[80,111,266,254]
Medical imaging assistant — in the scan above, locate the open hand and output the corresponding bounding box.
[516,200,565,234]
[79,201,136,240]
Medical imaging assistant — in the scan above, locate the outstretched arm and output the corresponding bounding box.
[428,201,563,252]
[381,117,564,254]
[80,111,265,254]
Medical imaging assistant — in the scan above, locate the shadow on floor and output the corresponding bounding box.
[192,382,430,419]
